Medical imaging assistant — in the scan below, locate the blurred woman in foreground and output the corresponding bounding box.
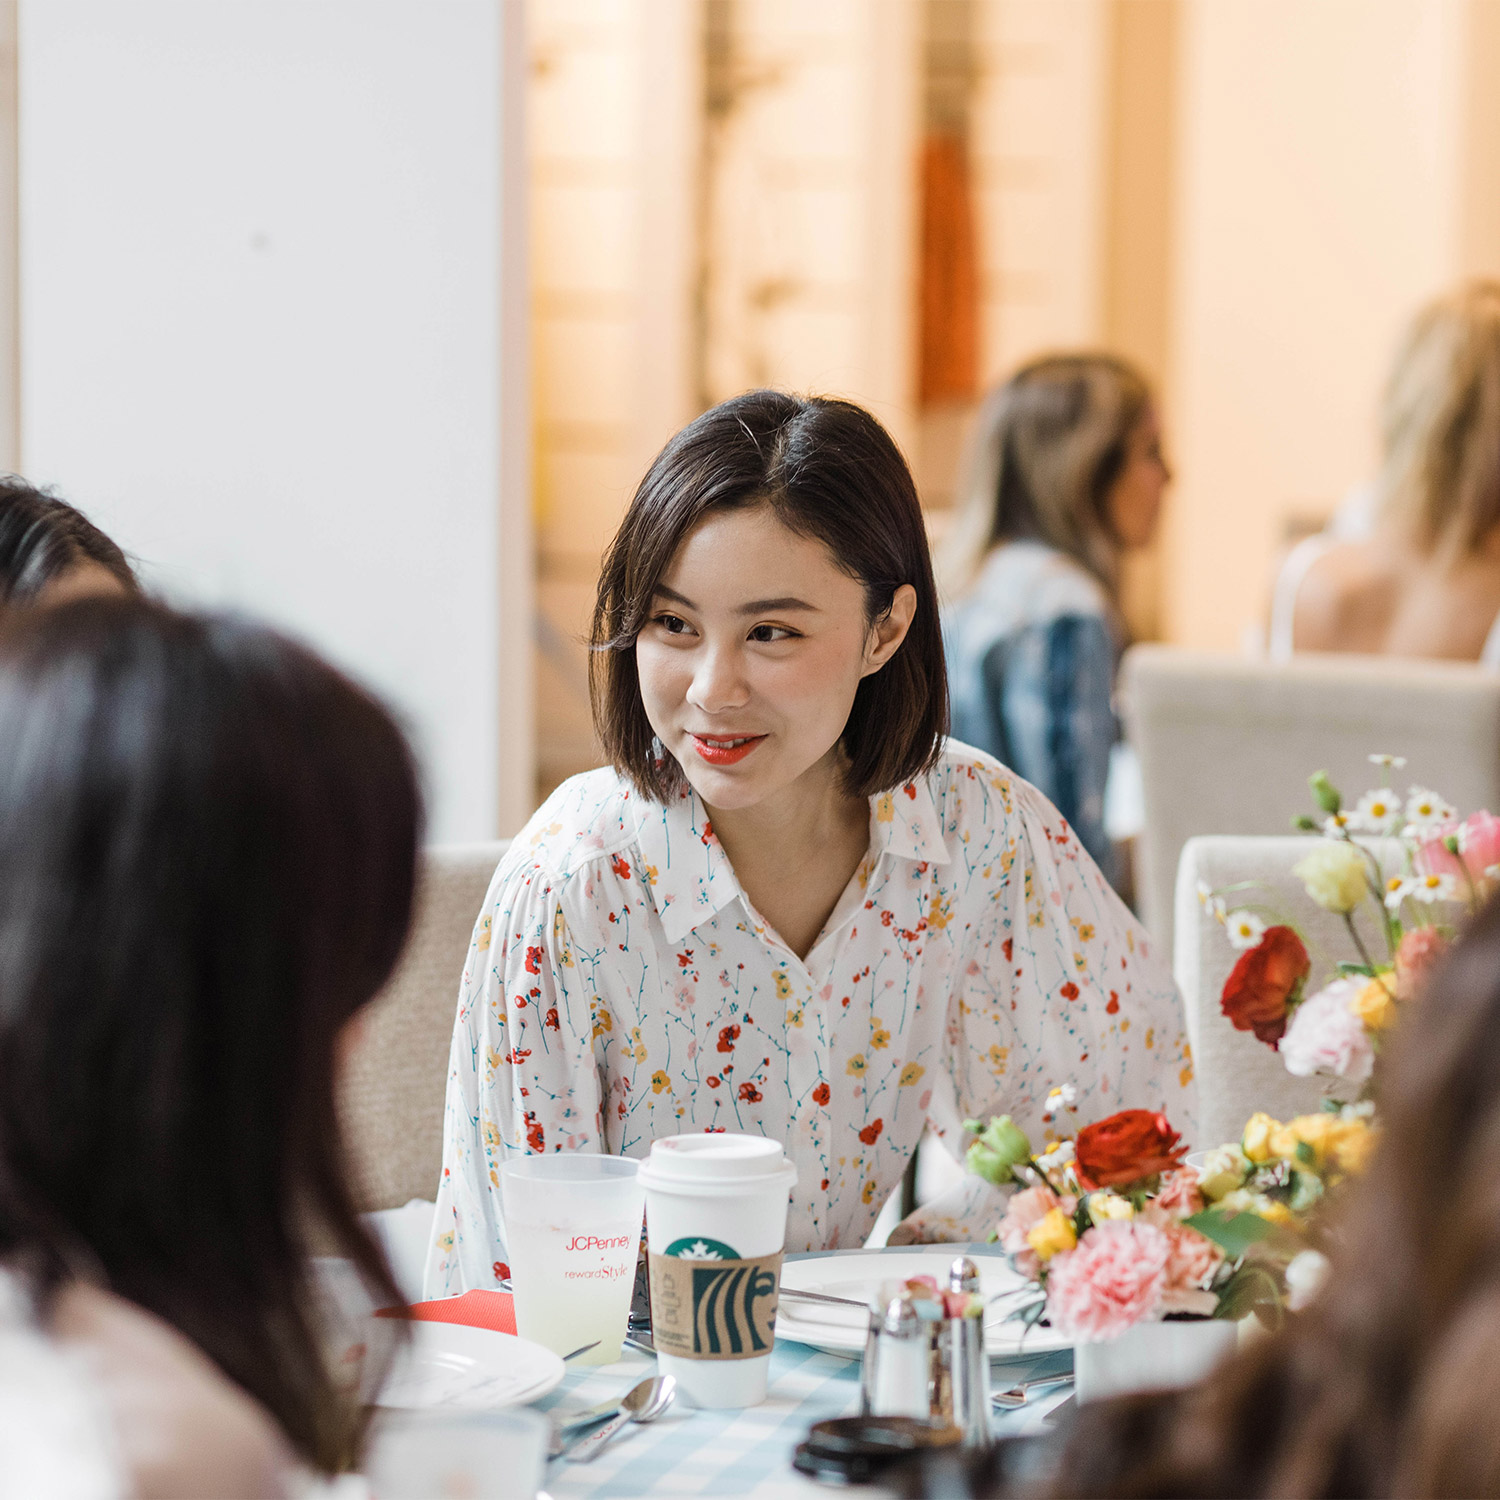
[1272,281,1500,664]
[907,889,1500,1497]
[0,599,420,1496]
[940,354,1168,890]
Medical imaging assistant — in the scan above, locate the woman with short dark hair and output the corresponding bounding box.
[0,597,421,1494]
[430,389,1193,1291]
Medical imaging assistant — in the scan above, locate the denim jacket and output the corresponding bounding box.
[943,541,1120,888]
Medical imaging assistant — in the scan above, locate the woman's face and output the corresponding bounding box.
[636,505,915,814]
[1106,406,1171,550]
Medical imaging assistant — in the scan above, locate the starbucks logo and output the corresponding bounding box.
[663,1236,741,1261]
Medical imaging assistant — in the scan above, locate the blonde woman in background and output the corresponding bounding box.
[940,354,1169,892]
[1271,281,1500,663]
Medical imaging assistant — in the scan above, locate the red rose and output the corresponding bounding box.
[812,1081,831,1106]
[1220,925,1310,1046]
[1074,1109,1186,1190]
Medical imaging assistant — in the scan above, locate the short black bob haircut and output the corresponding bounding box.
[591,389,949,801]
[0,597,421,1472]
[0,475,136,603]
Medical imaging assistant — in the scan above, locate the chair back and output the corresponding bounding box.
[341,841,509,1211]
[1174,834,1400,1148]
[1122,644,1500,951]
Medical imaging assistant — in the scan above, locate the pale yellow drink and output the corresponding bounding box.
[500,1156,643,1366]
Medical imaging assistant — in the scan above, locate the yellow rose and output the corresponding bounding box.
[1197,1144,1252,1202]
[1217,1188,1293,1225]
[1292,841,1369,914]
[1088,1191,1135,1222]
[1327,1117,1377,1175]
[1270,1113,1337,1167]
[1348,976,1396,1032]
[1242,1112,1282,1164]
[1026,1208,1078,1261]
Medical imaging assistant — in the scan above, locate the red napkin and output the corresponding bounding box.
[378,1289,517,1336]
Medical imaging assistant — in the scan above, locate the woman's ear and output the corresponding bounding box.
[861,584,917,677]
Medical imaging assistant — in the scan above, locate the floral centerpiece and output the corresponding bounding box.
[1205,755,1493,1083]
[963,1102,1369,1341]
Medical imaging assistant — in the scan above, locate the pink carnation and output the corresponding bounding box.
[1280,978,1374,1082]
[1152,1214,1224,1315]
[1153,1168,1205,1219]
[1044,1220,1169,1341]
[997,1184,1075,1280]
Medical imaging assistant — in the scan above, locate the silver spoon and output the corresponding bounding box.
[550,1374,665,1452]
[991,1372,1074,1407]
[566,1374,676,1464]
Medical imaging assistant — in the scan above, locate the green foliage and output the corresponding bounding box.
[1215,1263,1284,1329]
[1182,1207,1278,1258]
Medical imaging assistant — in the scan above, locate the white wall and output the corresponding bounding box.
[1163,0,1469,650]
[17,0,527,841]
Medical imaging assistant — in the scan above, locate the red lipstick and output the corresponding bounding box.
[689,733,766,766]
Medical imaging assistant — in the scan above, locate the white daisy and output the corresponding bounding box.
[1195,879,1226,924]
[1037,1139,1075,1172]
[1386,871,1458,909]
[1323,811,1353,837]
[1225,909,1268,950]
[1367,753,1407,769]
[1350,788,1403,833]
[1403,786,1456,832]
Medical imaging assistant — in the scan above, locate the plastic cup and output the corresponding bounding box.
[499,1156,644,1365]
[637,1133,798,1409]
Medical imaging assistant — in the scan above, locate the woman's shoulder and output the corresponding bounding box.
[1292,538,1398,653]
[499,765,639,885]
[922,739,1060,838]
[946,542,1110,652]
[47,1280,300,1499]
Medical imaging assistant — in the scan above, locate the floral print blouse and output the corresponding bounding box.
[424,741,1195,1296]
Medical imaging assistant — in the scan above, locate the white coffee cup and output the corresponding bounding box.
[636,1134,797,1409]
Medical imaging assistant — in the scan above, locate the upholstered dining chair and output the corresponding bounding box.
[1173,834,1402,1149]
[1122,645,1500,953]
[340,841,509,1212]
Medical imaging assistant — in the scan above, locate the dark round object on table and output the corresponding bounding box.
[792,1416,964,1486]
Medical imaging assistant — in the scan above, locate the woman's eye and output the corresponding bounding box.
[748,623,797,643]
[653,613,692,635]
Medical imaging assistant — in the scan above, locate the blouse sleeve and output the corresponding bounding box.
[423,855,603,1297]
[984,614,1118,886]
[893,772,1196,1243]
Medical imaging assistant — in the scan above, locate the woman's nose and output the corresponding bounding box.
[686,642,749,713]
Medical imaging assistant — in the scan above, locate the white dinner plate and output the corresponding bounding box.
[373,1322,566,1410]
[774,1249,1071,1357]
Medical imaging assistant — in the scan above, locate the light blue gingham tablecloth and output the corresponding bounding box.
[539,1246,1072,1500]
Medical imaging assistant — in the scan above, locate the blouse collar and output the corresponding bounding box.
[633,773,950,945]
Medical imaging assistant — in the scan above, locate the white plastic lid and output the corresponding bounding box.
[636,1132,797,1194]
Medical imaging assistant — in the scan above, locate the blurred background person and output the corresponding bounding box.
[0,598,420,1496]
[939,353,1169,893]
[0,476,135,609]
[1270,282,1500,665]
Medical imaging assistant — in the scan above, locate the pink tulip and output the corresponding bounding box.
[1416,810,1500,887]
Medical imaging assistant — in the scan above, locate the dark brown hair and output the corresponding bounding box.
[0,476,136,603]
[0,598,420,1473]
[590,389,947,801]
[1043,892,1500,1498]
